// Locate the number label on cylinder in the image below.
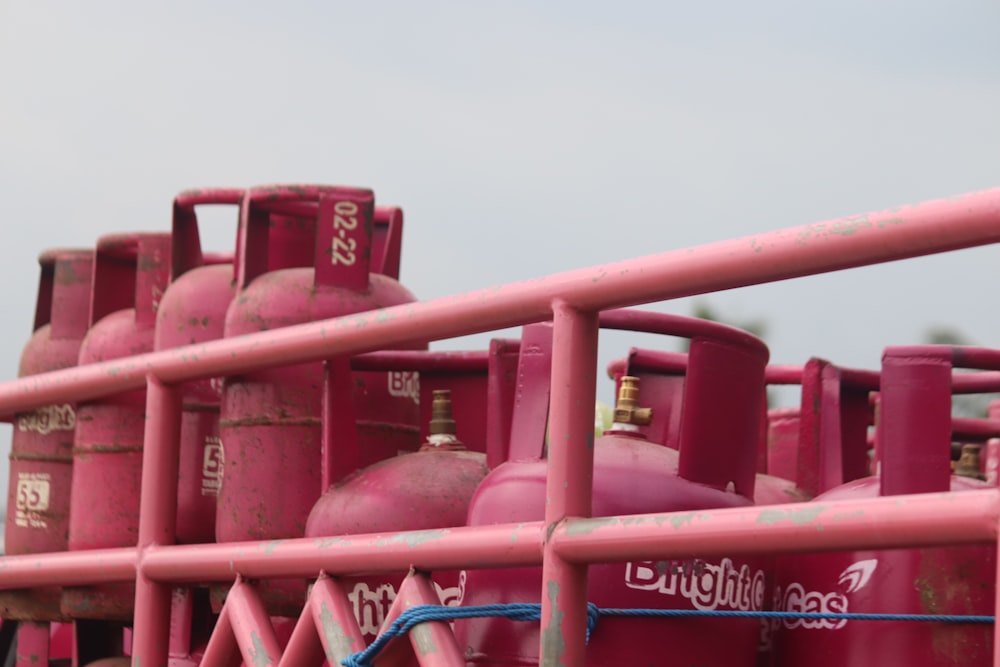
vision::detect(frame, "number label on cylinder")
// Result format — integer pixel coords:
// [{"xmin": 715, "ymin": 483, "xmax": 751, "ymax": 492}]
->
[
  {"xmin": 15, "ymin": 472, "xmax": 51, "ymax": 528},
  {"xmin": 332, "ymin": 200, "xmax": 359, "ymax": 266},
  {"xmin": 316, "ymin": 192, "xmax": 373, "ymax": 290},
  {"xmin": 201, "ymin": 436, "xmax": 224, "ymax": 496}
]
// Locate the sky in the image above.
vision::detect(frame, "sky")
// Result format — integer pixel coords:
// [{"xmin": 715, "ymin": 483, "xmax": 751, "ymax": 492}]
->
[{"xmin": 0, "ymin": 1, "xmax": 999, "ymax": 516}]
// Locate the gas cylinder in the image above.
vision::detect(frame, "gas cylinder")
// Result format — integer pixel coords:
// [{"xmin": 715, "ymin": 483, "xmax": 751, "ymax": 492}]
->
[
  {"xmin": 302, "ymin": 342, "xmax": 515, "ymax": 642},
  {"xmin": 62, "ymin": 232, "xmax": 171, "ymax": 620},
  {"xmin": 216, "ymin": 184, "xmax": 422, "ymax": 617},
  {"xmin": 457, "ymin": 310, "xmax": 770, "ymax": 667},
  {"xmin": 154, "ymin": 188, "xmax": 244, "ymax": 544},
  {"xmin": 0, "ymin": 249, "xmax": 93, "ymax": 622},
  {"xmin": 305, "ymin": 388, "xmax": 489, "ymax": 639},
  {"xmin": 606, "ymin": 349, "xmax": 815, "ymax": 507},
  {"xmin": 771, "ymin": 345, "xmax": 996, "ymax": 667}
]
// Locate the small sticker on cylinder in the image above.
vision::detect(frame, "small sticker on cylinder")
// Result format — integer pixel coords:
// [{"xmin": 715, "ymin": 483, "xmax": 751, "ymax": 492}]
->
[
  {"xmin": 201, "ymin": 436, "xmax": 224, "ymax": 496},
  {"xmin": 15, "ymin": 472, "xmax": 51, "ymax": 528}
]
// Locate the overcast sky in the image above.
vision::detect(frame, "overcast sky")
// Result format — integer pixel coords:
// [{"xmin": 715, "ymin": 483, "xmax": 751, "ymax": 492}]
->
[{"xmin": 0, "ymin": 2, "xmax": 999, "ymax": 505}]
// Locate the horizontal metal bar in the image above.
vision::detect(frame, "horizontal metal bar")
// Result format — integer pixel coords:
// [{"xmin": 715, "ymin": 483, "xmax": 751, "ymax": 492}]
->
[
  {"xmin": 1, "ymin": 492, "xmax": 997, "ymax": 590},
  {"xmin": 140, "ymin": 523, "xmax": 545, "ymax": 583},
  {"xmin": 0, "ymin": 547, "xmax": 137, "ymax": 588},
  {"xmin": 0, "ymin": 188, "xmax": 997, "ymax": 416},
  {"xmin": 551, "ymin": 489, "xmax": 1000, "ymax": 564}
]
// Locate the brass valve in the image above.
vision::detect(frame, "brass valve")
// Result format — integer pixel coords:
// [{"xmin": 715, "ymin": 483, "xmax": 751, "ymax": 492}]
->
[
  {"xmin": 429, "ymin": 389, "xmax": 457, "ymax": 436},
  {"xmin": 613, "ymin": 376, "xmax": 653, "ymax": 426},
  {"xmin": 953, "ymin": 444, "xmax": 986, "ymax": 481}
]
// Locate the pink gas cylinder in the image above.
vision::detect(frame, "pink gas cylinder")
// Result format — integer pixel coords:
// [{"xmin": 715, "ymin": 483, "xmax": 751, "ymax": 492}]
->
[
  {"xmin": 216, "ymin": 185, "xmax": 422, "ymax": 617},
  {"xmin": 604, "ymin": 349, "xmax": 812, "ymax": 507},
  {"xmin": 158, "ymin": 189, "xmax": 410, "ymax": 546},
  {"xmin": 154, "ymin": 188, "xmax": 244, "ymax": 544},
  {"xmin": 772, "ymin": 345, "xmax": 997, "ymax": 667},
  {"xmin": 756, "ymin": 360, "xmax": 877, "ymax": 506},
  {"xmin": 304, "ymin": 341, "xmax": 519, "ymax": 644},
  {"xmin": 457, "ymin": 309, "xmax": 770, "ymax": 667},
  {"xmin": 754, "ymin": 359, "xmax": 879, "ymax": 663},
  {"xmin": 759, "ymin": 365, "xmax": 806, "ymax": 486},
  {"xmin": 763, "ymin": 407, "xmax": 800, "ymax": 482},
  {"xmin": 0, "ymin": 249, "xmax": 93, "ymax": 623},
  {"xmin": 62, "ymin": 233, "xmax": 171, "ymax": 621}
]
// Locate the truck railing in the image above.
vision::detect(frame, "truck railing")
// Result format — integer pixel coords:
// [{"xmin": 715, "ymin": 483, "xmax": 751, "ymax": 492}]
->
[{"xmin": 0, "ymin": 186, "xmax": 998, "ymax": 666}]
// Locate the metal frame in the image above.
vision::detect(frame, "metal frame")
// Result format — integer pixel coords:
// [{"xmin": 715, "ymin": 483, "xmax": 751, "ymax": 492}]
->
[{"xmin": 0, "ymin": 187, "xmax": 999, "ymax": 666}]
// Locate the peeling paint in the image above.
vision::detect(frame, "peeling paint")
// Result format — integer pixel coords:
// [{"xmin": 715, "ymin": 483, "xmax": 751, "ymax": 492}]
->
[
  {"xmin": 259, "ymin": 540, "xmax": 284, "ymax": 555},
  {"xmin": 410, "ymin": 623, "xmax": 440, "ymax": 657},
  {"xmin": 540, "ymin": 581, "xmax": 565, "ymax": 664},
  {"xmin": 510, "ymin": 522, "xmax": 526, "ymax": 543},
  {"xmin": 315, "ymin": 536, "xmax": 353, "ymax": 549},
  {"xmin": 564, "ymin": 515, "xmax": 617, "ymax": 537},
  {"xmin": 756, "ymin": 504, "xmax": 827, "ymax": 526},
  {"xmin": 666, "ymin": 511, "xmax": 699, "ymax": 529},
  {"xmin": 248, "ymin": 631, "xmax": 273, "ymax": 667},
  {"xmin": 319, "ymin": 602, "xmax": 358, "ymax": 661},
  {"xmin": 877, "ymin": 216, "xmax": 906, "ymax": 228},
  {"xmin": 376, "ymin": 528, "xmax": 450, "ymax": 548}
]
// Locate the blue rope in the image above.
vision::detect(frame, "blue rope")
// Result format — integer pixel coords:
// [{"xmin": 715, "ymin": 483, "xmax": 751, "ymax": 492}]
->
[{"xmin": 340, "ymin": 603, "xmax": 995, "ymax": 667}]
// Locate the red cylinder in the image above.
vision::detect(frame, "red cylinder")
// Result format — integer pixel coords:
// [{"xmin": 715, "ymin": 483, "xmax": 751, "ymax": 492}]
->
[
  {"xmin": 772, "ymin": 346, "xmax": 996, "ymax": 667},
  {"xmin": 456, "ymin": 311, "xmax": 770, "ymax": 667},
  {"xmin": 216, "ymin": 185, "xmax": 422, "ymax": 616},
  {"xmin": 0, "ymin": 249, "xmax": 93, "ymax": 621},
  {"xmin": 62, "ymin": 233, "xmax": 171, "ymax": 620}
]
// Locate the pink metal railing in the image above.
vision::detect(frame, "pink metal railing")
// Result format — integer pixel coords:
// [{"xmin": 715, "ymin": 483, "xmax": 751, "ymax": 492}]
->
[{"xmin": 0, "ymin": 186, "xmax": 998, "ymax": 666}]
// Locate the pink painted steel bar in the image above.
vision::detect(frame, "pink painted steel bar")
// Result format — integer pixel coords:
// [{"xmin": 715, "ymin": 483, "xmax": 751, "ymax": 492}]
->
[
  {"xmin": 764, "ymin": 364, "xmax": 803, "ymax": 384},
  {"xmin": 551, "ymin": 489, "xmax": 1000, "ymax": 563},
  {"xmin": 277, "ymin": 608, "xmax": 324, "ymax": 667},
  {"xmin": 227, "ymin": 579, "xmax": 282, "ymax": 667},
  {"xmin": 350, "ymin": 350, "xmax": 488, "ymax": 372},
  {"xmin": 954, "ymin": 371, "xmax": 1000, "ymax": 393},
  {"xmin": 952, "ymin": 417, "xmax": 1000, "ymax": 440},
  {"xmin": 15, "ymin": 623, "xmax": 49, "ymax": 667},
  {"xmin": 0, "ymin": 548, "xmax": 136, "ymax": 589},
  {"xmin": 132, "ymin": 376, "xmax": 182, "ymax": 667},
  {"xmin": 200, "ymin": 605, "xmax": 241, "ymax": 667},
  {"xmin": 141, "ymin": 522, "xmax": 544, "ymax": 583},
  {"xmin": 396, "ymin": 574, "xmax": 465, "ymax": 667},
  {"xmin": 1, "ymin": 188, "xmax": 999, "ymax": 416},
  {"xmin": 308, "ymin": 575, "xmax": 365, "ymax": 666},
  {"xmin": 540, "ymin": 302, "xmax": 599, "ymax": 667}
]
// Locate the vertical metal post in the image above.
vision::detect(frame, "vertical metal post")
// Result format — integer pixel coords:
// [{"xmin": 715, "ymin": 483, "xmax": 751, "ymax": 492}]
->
[
  {"xmin": 539, "ymin": 301, "xmax": 598, "ymax": 667},
  {"xmin": 995, "ymin": 527, "xmax": 1000, "ymax": 667},
  {"xmin": 15, "ymin": 623, "xmax": 49, "ymax": 667},
  {"xmin": 132, "ymin": 376, "xmax": 182, "ymax": 667}
]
